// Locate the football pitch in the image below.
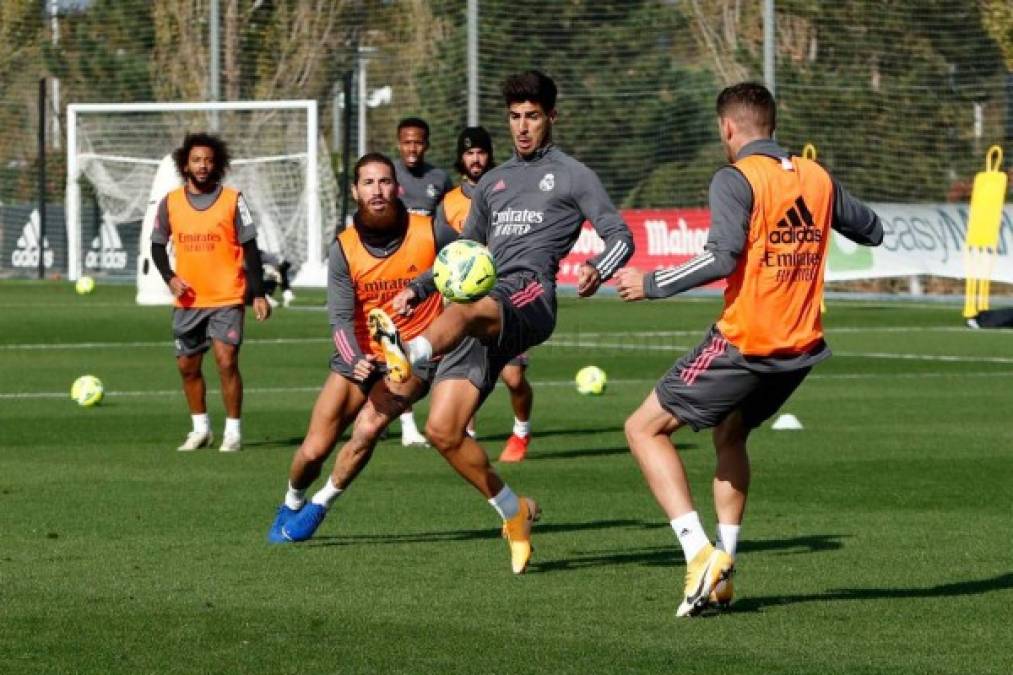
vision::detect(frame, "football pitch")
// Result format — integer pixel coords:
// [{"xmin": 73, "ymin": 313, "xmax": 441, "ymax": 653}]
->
[{"xmin": 1, "ymin": 281, "xmax": 1011, "ymax": 674}]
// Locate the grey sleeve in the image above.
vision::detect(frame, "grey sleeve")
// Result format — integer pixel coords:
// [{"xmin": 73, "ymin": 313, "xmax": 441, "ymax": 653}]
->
[
  {"xmin": 150, "ymin": 197, "xmax": 171, "ymax": 245},
  {"xmin": 831, "ymin": 178, "xmax": 883, "ymax": 246},
  {"xmin": 572, "ymin": 165, "xmax": 634, "ymax": 280},
  {"xmin": 433, "ymin": 202, "xmax": 451, "ymax": 232},
  {"xmin": 326, "ymin": 241, "xmax": 366, "ymax": 366},
  {"xmin": 409, "ymin": 219, "xmax": 460, "ymax": 301},
  {"xmin": 441, "ymin": 172, "xmax": 455, "ymax": 198},
  {"xmin": 644, "ymin": 167, "xmax": 746, "ymax": 299},
  {"xmin": 460, "ymin": 184, "xmax": 490, "ymax": 245},
  {"xmin": 234, "ymin": 192, "xmax": 258, "ymax": 244}
]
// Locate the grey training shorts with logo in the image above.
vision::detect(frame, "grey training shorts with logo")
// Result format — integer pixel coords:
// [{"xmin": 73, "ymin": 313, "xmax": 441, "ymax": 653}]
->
[
  {"xmin": 434, "ymin": 273, "xmax": 553, "ymax": 400},
  {"xmin": 654, "ymin": 326, "xmax": 811, "ymax": 431},
  {"xmin": 172, "ymin": 305, "xmax": 244, "ymax": 357}
]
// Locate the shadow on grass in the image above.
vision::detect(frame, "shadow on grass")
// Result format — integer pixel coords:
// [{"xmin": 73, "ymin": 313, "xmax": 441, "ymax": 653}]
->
[
  {"xmin": 476, "ymin": 425, "xmax": 625, "ymax": 442},
  {"xmin": 731, "ymin": 572, "xmax": 1013, "ymax": 613},
  {"xmin": 523, "ymin": 443, "xmax": 698, "ymax": 461},
  {"xmin": 307, "ymin": 518, "xmax": 650, "ymax": 548},
  {"xmin": 531, "ymin": 534, "xmax": 847, "ymax": 573}
]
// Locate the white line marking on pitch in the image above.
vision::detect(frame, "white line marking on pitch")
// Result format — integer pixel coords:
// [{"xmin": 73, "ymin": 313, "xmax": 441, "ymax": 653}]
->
[{"xmin": 3, "ymin": 371, "xmax": 1012, "ymax": 400}]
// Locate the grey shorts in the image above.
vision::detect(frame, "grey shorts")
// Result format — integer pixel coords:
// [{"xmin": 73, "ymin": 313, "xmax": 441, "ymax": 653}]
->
[
  {"xmin": 487, "ymin": 273, "xmax": 556, "ymax": 358},
  {"xmin": 432, "ymin": 336, "xmax": 511, "ymax": 403},
  {"xmin": 433, "ymin": 273, "xmax": 552, "ymax": 401},
  {"xmin": 172, "ymin": 305, "xmax": 244, "ymax": 357},
  {"xmin": 655, "ymin": 327, "xmax": 811, "ymax": 431},
  {"xmin": 329, "ymin": 350, "xmax": 438, "ymax": 396}
]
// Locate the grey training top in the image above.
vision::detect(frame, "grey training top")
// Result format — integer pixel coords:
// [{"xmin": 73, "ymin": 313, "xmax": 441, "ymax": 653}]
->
[
  {"xmin": 644, "ymin": 138, "xmax": 884, "ymax": 372},
  {"xmin": 462, "ymin": 144, "xmax": 633, "ymax": 285},
  {"xmin": 327, "ymin": 214, "xmax": 459, "ymax": 367},
  {"xmin": 150, "ymin": 184, "xmax": 257, "ymax": 246},
  {"xmin": 394, "ymin": 159, "xmax": 454, "ymax": 216}
]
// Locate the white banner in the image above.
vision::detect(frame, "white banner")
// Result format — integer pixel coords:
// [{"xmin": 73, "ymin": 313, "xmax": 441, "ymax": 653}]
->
[{"xmin": 827, "ymin": 202, "xmax": 1013, "ymax": 282}]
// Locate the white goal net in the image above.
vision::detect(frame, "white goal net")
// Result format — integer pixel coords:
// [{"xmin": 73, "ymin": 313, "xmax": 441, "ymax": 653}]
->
[{"xmin": 66, "ymin": 100, "xmax": 337, "ymax": 297}]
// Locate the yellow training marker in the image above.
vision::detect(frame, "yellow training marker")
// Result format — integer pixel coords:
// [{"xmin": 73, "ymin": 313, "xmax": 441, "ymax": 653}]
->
[{"xmin": 963, "ymin": 145, "xmax": 1007, "ymax": 318}]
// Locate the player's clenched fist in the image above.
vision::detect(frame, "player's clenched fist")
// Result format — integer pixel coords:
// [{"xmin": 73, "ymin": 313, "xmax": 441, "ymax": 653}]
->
[{"xmin": 614, "ymin": 267, "xmax": 646, "ymax": 302}]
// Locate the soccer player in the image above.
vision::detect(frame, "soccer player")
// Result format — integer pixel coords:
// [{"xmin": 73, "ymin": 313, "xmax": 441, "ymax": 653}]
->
[
  {"xmin": 267, "ymin": 152, "xmax": 455, "ymax": 542},
  {"xmin": 150, "ymin": 132, "xmax": 271, "ymax": 453},
  {"xmin": 392, "ymin": 117, "xmax": 454, "ymax": 447},
  {"xmin": 436, "ymin": 126, "xmax": 536, "ymax": 462},
  {"xmin": 614, "ymin": 82, "xmax": 884, "ymax": 617},
  {"xmin": 384, "ymin": 70, "xmax": 634, "ymax": 574},
  {"xmin": 243, "ymin": 250, "xmax": 294, "ymax": 309}
]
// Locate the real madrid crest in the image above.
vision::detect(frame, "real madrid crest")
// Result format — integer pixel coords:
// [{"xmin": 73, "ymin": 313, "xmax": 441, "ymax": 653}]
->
[
  {"xmin": 539, "ymin": 173, "xmax": 555, "ymax": 192},
  {"xmin": 426, "ymin": 183, "xmax": 439, "ymax": 198}
]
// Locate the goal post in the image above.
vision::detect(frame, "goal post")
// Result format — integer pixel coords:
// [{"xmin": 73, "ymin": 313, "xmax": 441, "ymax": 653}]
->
[{"xmin": 65, "ymin": 100, "xmax": 335, "ymax": 298}]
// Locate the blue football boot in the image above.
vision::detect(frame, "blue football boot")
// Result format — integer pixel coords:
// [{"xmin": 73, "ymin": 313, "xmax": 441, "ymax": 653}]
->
[
  {"xmin": 267, "ymin": 504, "xmax": 302, "ymax": 543},
  {"xmin": 281, "ymin": 503, "xmax": 328, "ymax": 542}
]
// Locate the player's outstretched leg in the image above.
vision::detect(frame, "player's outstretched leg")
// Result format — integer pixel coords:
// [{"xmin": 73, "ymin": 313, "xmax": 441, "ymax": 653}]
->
[
  {"xmin": 367, "ymin": 308, "xmax": 411, "ymax": 383},
  {"xmin": 268, "ymin": 372, "xmax": 366, "ymax": 543},
  {"xmin": 426, "ymin": 377, "xmax": 540, "ymax": 574}
]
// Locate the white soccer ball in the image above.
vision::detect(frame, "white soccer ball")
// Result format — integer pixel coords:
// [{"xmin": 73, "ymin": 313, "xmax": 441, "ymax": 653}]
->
[
  {"xmin": 70, "ymin": 375, "xmax": 104, "ymax": 407},
  {"xmin": 75, "ymin": 276, "xmax": 95, "ymax": 295},
  {"xmin": 433, "ymin": 239, "xmax": 497, "ymax": 303},
  {"xmin": 575, "ymin": 366, "xmax": 607, "ymax": 396}
]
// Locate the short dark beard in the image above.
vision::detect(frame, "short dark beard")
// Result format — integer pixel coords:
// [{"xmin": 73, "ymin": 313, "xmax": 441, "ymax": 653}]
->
[{"xmin": 186, "ymin": 171, "xmax": 219, "ymax": 193}]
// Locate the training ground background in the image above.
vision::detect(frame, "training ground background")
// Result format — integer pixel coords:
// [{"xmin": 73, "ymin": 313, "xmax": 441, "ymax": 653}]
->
[{"xmin": 1, "ymin": 282, "xmax": 1011, "ymax": 674}]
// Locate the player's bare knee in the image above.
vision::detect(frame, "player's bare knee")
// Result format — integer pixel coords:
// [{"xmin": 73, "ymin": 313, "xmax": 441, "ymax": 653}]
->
[{"xmin": 425, "ymin": 420, "xmax": 460, "ymax": 453}]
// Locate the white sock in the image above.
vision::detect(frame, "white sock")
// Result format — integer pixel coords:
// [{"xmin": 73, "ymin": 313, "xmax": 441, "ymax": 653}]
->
[
  {"xmin": 716, "ymin": 523, "xmax": 741, "ymax": 559},
  {"xmin": 310, "ymin": 477, "xmax": 344, "ymax": 509},
  {"xmin": 192, "ymin": 413, "xmax": 210, "ymax": 434},
  {"xmin": 400, "ymin": 411, "xmax": 420, "ymax": 436},
  {"xmin": 512, "ymin": 417, "xmax": 531, "ymax": 438},
  {"xmin": 670, "ymin": 511, "xmax": 710, "ymax": 563},
  {"xmin": 466, "ymin": 427, "xmax": 477, "ymax": 439},
  {"xmin": 224, "ymin": 417, "xmax": 241, "ymax": 436},
  {"xmin": 284, "ymin": 482, "xmax": 306, "ymax": 510},
  {"xmin": 406, "ymin": 336, "xmax": 433, "ymax": 367},
  {"xmin": 488, "ymin": 485, "xmax": 520, "ymax": 520}
]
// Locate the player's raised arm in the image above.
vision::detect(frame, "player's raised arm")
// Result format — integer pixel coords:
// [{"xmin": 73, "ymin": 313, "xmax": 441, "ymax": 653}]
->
[
  {"xmin": 572, "ymin": 164, "xmax": 634, "ymax": 283},
  {"xmin": 830, "ymin": 178, "xmax": 883, "ymax": 246},
  {"xmin": 640, "ymin": 167, "xmax": 748, "ymax": 300}
]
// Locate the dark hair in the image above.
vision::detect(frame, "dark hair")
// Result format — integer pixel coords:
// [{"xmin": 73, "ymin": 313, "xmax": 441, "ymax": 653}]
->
[
  {"xmin": 172, "ymin": 132, "xmax": 231, "ymax": 183},
  {"xmin": 502, "ymin": 70, "xmax": 557, "ymax": 111},
  {"xmin": 716, "ymin": 82, "xmax": 776, "ymax": 135},
  {"xmin": 454, "ymin": 126, "xmax": 495, "ymax": 175},
  {"xmin": 397, "ymin": 117, "xmax": 430, "ymax": 140},
  {"xmin": 353, "ymin": 152, "xmax": 397, "ymax": 184}
]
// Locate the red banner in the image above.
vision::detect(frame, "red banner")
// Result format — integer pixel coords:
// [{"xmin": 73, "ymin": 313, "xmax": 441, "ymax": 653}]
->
[{"xmin": 557, "ymin": 208, "xmax": 717, "ymax": 287}]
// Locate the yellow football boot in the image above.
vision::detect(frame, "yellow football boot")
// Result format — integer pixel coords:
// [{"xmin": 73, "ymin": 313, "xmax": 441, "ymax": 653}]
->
[
  {"xmin": 676, "ymin": 544, "xmax": 734, "ymax": 617},
  {"xmin": 367, "ymin": 308, "xmax": 411, "ymax": 384},
  {"xmin": 501, "ymin": 496, "xmax": 541, "ymax": 574}
]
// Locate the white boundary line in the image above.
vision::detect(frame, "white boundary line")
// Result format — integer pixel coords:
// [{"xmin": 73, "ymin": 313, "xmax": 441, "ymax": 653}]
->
[
  {"xmin": 3, "ymin": 371, "xmax": 1012, "ymax": 401},
  {"xmin": 0, "ymin": 326, "xmax": 992, "ymax": 352}
]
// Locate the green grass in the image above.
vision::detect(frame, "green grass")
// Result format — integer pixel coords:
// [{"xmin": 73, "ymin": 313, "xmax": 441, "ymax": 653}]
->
[{"xmin": 2, "ymin": 281, "xmax": 1012, "ymax": 674}]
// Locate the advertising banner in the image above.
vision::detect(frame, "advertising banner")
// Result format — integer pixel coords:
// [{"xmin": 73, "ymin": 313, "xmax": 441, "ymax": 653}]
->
[{"xmin": 558, "ymin": 204, "xmax": 1013, "ymax": 286}]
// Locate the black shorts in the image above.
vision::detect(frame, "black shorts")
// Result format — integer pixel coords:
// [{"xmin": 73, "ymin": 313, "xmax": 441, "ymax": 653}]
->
[
  {"xmin": 172, "ymin": 305, "xmax": 244, "ymax": 357},
  {"xmin": 655, "ymin": 327, "xmax": 811, "ymax": 431}
]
